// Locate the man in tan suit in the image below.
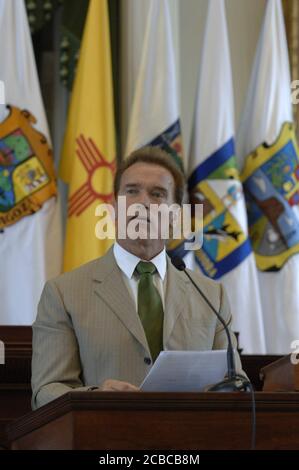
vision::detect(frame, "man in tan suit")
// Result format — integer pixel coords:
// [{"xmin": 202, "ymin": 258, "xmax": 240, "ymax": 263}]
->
[{"xmin": 32, "ymin": 147, "xmax": 243, "ymax": 409}]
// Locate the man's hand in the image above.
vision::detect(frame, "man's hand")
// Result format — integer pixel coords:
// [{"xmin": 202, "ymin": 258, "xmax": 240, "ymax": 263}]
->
[{"xmin": 100, "ymin": 379, "xmax": 139, "ymax": 391}]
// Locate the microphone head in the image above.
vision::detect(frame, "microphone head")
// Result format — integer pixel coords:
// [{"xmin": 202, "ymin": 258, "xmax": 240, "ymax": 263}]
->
[{"xmin": 171, "ymin": 256, "xmax": 186, "ymax": 271}]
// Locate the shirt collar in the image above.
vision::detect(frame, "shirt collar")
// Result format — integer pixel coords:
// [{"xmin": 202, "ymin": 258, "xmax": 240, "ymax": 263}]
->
[{"xmin": 113, "ymin": 242, "xmax": 167, "ymax": 280}]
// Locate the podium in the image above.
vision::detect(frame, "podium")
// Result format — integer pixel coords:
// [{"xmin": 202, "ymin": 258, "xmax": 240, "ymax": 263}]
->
[
  {"xmin": 6, "ymin": 390, "xmax": 299, "ymax": 450},
  {"xmin": 261, "ymin": 354, "xmax": 299, "ymax": 391},
  {"xmin": 2, "ymin": 327, "xmax": 298, "ymax": 449}
]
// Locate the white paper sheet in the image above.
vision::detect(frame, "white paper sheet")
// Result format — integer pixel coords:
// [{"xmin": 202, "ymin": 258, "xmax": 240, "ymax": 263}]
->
[{"xmin": 140, "ymin": 350, "xmax": 228, "ymax": 392}]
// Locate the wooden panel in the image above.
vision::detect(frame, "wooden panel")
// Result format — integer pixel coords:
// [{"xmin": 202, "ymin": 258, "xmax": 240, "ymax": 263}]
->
[
  {"xmin": 0, "ymin": 325, "xmax": 285, "ymax": 448},
  {"xmin": 7, "ymin": 391, "xmax": 299, "ymax": 450},
  {"xmin": 241, "ymin": 354, "xmax": 282, "ymax": 390},
  {"xmin": 0, "ymin": 326, "xmax": 32, "ymax": 383},
  {"xmin": 261, "ymin": 354, "xmax": 299, "ymax": 391},
  {"xmin": 11, "ymin": 413, "xmax": 73, "ymax": 450},
  {"xmin": 0, "ymin": 326, "xmax": 32, "ymax": 448}
]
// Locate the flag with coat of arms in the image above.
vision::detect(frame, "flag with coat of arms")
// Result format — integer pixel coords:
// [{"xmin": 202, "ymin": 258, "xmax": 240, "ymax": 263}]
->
[
  {"xmin": 0, "ymin": 0, "xmax": 62, "ymax": 324},
  {"xmin": 125, "ymin": 0, "xmax": 183, "ymax": 167},
  {"xmin": 237, "ymin": 0, "xmax": 299, "ymax": 353},
  {"xmin": 125, "ymin": 0, "xmax": 193, "ymax": 265},
  {"xmin": 187, "ymin": 0, "xmax": 266, "ymax": 353}
]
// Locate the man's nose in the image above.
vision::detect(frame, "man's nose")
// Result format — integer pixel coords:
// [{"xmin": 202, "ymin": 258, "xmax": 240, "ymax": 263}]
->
[{"xmin": 137, "ymin": 190, "xmax": 151, "ymax": 208}]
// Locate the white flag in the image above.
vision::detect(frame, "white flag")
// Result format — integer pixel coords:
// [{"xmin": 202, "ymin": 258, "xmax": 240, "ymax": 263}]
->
[
  {"xmin": 125, "ymin": 0, "xmax": 183, "ymax": 168},
  {"xmin": 0, "ymin": 0, "xmax": 62, "ymax": 324},
  {"xmin": 237, "ymin": 0, "xmax": 299, "ymax": 353},
  {"xmin": 188, "ymin": 0, "xmax": 266, "ymax": 353}
]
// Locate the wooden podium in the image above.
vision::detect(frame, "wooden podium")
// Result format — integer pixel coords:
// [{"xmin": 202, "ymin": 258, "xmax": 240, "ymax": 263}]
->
[
  {"xmin": 6, "ymin": 391, "xmax": 299, "ymax": 450},
  {"xmin": 261, "ymin": 354, "xmax": 299, "ymax": 391},
  {"xmin": 2, "ymin": 327, "xmax": 299, "ymax": 449}
]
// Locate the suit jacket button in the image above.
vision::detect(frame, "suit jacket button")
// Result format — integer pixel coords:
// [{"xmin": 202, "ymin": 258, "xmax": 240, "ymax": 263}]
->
[{"xmin": 144, "ymin": 357, "xmax": 151, "ymax": 365}]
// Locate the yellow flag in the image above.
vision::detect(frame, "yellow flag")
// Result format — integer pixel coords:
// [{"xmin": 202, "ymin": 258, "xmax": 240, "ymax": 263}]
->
[{"xmin": 60, "ymin": 0, "xmax": 116, "ymax": 272}]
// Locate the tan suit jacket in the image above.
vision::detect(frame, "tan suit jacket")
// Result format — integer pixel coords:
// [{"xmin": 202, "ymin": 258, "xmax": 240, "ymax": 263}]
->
[{"xmin": 31, "ymin": 246, "xmax": 243, "ymax": 409}]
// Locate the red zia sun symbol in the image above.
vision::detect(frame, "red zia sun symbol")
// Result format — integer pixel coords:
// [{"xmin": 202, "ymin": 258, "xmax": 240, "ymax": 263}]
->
[{"xmin": 68, "ymin": 134, "xmax": 116, "ymax": 217}]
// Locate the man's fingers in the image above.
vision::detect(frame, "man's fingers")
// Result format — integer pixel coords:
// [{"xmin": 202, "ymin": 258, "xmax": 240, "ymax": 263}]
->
[{"xmin": 100, "ymin": 379, "xmax": 139, "ymax": 391}]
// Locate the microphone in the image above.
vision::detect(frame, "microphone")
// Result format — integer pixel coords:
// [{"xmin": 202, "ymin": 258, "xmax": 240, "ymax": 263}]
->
[{"xmin": 171, "ymin": 256, "xmax": 250, "ymax": 392}]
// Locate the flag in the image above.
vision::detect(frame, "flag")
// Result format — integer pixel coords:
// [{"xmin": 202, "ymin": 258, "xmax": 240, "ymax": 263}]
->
[
  {"xmin": 125, "ymin": 0, "xmax": 183, "ymax": 169},
  {"xmin": 188, "ymin": 0, "xmax": 266, "ymax": 353},
  {"xmin": 125, "ymin": 0, "xmax": 189, "ymax": 263},
  {"xmin": 237, "ymin": 0, "xmax": 299, "ymax": 353},
  {"xmin": 60, "ymin": 0, "xmax": 116, "ymax": 272},
  {"xmin": 0, "ymin": 0, "xmax": 62, "ymax": 325},
  {"xmin": 120, "ymin": 0, "xmax": 152, "ymax": 139}
]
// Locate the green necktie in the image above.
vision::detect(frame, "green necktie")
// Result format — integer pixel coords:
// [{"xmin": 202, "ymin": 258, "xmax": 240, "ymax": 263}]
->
[{"xmin": 136, "ymin": 261, "xmax": 164, "ymax": 362}]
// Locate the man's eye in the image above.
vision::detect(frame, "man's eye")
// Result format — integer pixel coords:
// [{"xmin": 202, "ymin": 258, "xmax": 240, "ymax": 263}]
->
[
  {"xmin": 152, "ymin": 191, "xmax": 164, "ymax": 198},
  {"xmin": 127, "ymin": 188, "xmax": 138, "ymax": 194}
]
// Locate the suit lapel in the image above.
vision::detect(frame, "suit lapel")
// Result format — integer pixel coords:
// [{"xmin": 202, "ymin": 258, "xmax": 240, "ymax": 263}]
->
[
  {"xmin": 164, "ymin": 257, "xmax": 189, "ymax": 345},
  {"xmin": 92, "ymin": 247, "xmax": 189, "ymax": 353},
  {"xmin": 92, "ymin": 247, "xmax": 150, "ymax": 354}
]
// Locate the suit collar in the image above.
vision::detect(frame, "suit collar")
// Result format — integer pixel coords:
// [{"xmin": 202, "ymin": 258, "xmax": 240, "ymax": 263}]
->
[
  {"xmin": 92, "ymin": 246, "xmax": 150, "ymax": 354},
  {"xmin": 92, "ymin": 246, "xmax": 189, "ymax": 355},
  {"xmin": 113, "ymin": 242, "xmax": 167, "ymax": 280},
  {"xmin": 92, "ymin": 245, "xmax": 117, "ymax": 282},
  {"xmin": 163, "ymin": 256, "xmax": 189, "ymax": 345}
]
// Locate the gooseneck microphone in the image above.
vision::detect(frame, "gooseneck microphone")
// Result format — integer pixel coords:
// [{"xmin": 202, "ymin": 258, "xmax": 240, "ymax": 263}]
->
[{"xmin": 171, "ymin": 256, "xmax": 250, "ymax": 392}]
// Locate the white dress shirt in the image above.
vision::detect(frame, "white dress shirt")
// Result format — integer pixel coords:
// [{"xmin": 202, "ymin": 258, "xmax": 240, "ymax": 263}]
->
[{"xmin": 113, "ymin": 242, "xmax": 167, "ymax": 310}]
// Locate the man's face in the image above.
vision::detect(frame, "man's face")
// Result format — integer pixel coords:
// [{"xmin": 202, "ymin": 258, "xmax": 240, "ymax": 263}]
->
[{"xmin": 115, "ymin": 162, "xmax": 176, "ymax": 242}]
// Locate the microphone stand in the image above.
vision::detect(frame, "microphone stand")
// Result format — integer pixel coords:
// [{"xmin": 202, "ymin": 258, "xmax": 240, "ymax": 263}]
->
[{"xmin": 171, "ymin": 257, "xmax": 251, "ymax": 392}]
